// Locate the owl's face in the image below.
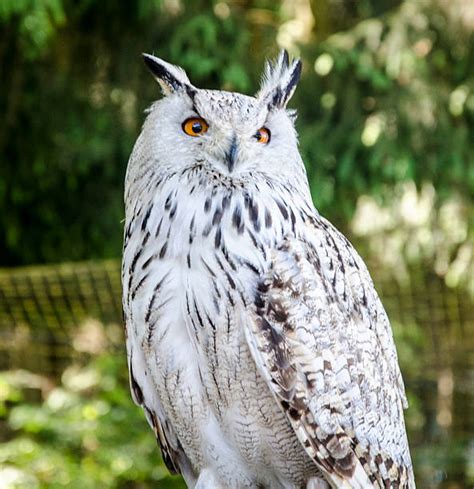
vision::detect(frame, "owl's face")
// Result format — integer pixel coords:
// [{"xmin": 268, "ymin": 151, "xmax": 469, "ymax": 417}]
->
[{"xmin": 137, "ymin": 52, "xmax": 303, "ymax": 183}]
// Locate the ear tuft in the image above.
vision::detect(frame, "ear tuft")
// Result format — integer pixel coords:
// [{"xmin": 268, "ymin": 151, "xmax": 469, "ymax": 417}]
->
[
  {"xmin": 142, "ymin": 53, "xmax": 193, "ymax": 95},
  {"xmin": 257, "ymin": 50, "xmax": 302, "ymax": 109}
]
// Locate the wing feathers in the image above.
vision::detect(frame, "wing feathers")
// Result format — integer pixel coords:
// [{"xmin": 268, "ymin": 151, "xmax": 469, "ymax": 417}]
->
[
  {"xmin": 245, "ymin": 223, "xmax": 415, "ymax": 488},
  {"xmin": 127, "ymin": 350, "xmax": 183, "ymax": 475}
]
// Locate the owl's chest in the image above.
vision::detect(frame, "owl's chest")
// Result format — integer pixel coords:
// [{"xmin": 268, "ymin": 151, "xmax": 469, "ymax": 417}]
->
[
  {"xmin": 123, "ymin": 183, "xmax": 314, "ymax": 482},
  {"xmin": 124, "ymin": 183, "xmax": 286, "ymax": 403},
  {"xmin": 140, "ymin": 229, "xmax": 258, "ymax": 402}
]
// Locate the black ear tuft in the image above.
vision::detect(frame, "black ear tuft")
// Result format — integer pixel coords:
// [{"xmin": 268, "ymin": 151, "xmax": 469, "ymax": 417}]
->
[
  {"xmin": 282, "ymin": 50, "xmax": 290, "ymax": 70},
  {"xmin": 257, "ymin": 50, "xmax": 302, "ymax": 109},
  {"xmin": 284, "ymin": 59, "xmax": 302, "ymax": 101},
  {"xmin": 142, "ymin": 53, "xmax": 192, "ymax": 95},
  {"xmin": 269, "ymin": 59, "xmax": 301, "ymax": 109}
]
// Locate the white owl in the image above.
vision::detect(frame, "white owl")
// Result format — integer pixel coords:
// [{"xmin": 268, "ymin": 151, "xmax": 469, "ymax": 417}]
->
[{"xmin": 122, "ymin": 50, "xmax": 416, "ymax": 489}]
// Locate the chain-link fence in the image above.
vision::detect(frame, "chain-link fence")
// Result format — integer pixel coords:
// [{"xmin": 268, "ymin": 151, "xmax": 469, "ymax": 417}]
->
[
  {"xmin": 0, "ymin": 258, "xmax": 472, "ymax": 374},
  {"xmin": 0, "ymin": 260, "xmax": 123, "ymax": 375}
]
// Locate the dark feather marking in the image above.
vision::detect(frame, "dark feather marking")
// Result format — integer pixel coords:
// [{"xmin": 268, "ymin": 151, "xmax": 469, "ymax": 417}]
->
[
  {"xmin": 155, "ymin": 217, "xmax": 163, "ymax": 237},
  {"xmin": 247, "ymin": 229, "xmax": 266, "ymax": 257},
  {"xmin": 213, "ymin": 282, "xmax": 221, "ymax": 299},
  {"xmin": 205, "ymin": 312, "xmax": 216, "ymax": 331},
  {"xmin": 244, "ymin": 192, "xmax": 252, "ymax": 211},
  {"xmin": 202, "ymin": 223, "xmax": 212, "ymax": 237},
  {"xmin": 226, "ymin": 271, "xmax": 236, "ymax": 290},
  {"xmin": 254, "ymin": 293, "xmax": 265, "ymax": 310},
  {"xmin": 164, "ymin": 192, "xmax": 173, "ymax": 211},
  {"xmin": 130, "ymin": 364, "xmax": 144, "ymax": 404},
  {"xmin": 142, "ymin": 404, "xmax": 180, "ymax": 474},
  {"xmin": 131, "ymin": 273, "xmax": 149, "ymax": 300},
  {"xmin": 204, "ymin": 197, "xmax": 212, "ymax": 213},
  {"xmin": 257, "ymin": 281, "xmax": 270, "ymax": 295},
  {"xmin": 232, "ymin": 204, "xmax": 244, "ymax": 234},
  {"xmin": 159, "ymin": 242, "xmax": 168, "ymax": 259},
  {"xmin": 249, "ymin": 200, "xmax": 260, "ymax": 232},
  {"xmin": 324, "ymin": 228, "xmax": 346, "ymax": 273},
  {"xmin": 145, "ymin": 273, "xmax": 169, "ymax": 322},
  {"xmin": 187, "ymin": 86, "xmax": 197, "ymax": 101},
  {"xmin": 212, "ymin": 207, "xmax": 223, "ymax": 226},
  {"xmin": 275, "ymin": 199, "xmax": 289, "ymax": 220},
  {"xmin": 265, "ymin": 208, "xmax": 272, "ymax": 228},
  {"xmin": 169, "ymin": 203, "xmax": 178, "ymax": 220},
  {"xmin": 268, "ymin": 299, "xmax": 289, "ymax": 323},
  {"xmin": 222, "ymin": 247, "xmax": 237, "ymax": 271},
  {"xmin": 186, "ymin": 294, "xmax": 199, "ymax": 336},
  {"xmin": 214, "ymin": 227, "xmax": 222, "ymax": 248},
  {"xmin": 226, "ymin": 309, "xmax": 232, "ymax": 335},
  {"xmin": 213, "ymin": 294, "xmax": 220, "ymax": 314},
  {"xmin": 142, "ymin": 231, "xmax": 150, "ymax": 247},
  {"xmin": 222, "ymin": 194, "xmax": 231, "ymax": 209},
  {"xmin": 289, "ymin": 208, "xmax": 296, "ymax": 233},
  {"xmin": 201, "ymin": 258, "xmax": 216, "ymax": 278},
  {"xmin": 243, "ymin": 259, "xmax": 260, "ymax": 275},
  {"xmin": 226, "ymin": 289, "xmax": 235, "ymax": 307},
  {"xmin": 145, "ymin": 319, "xmax": 158, "ymax": 346},
  {"xmin": 141, "ymin": 205, "xmax": 153, "ymax": 231},
  {"xmin": 124, "ymin": 220, "xmax": 133, "ymax": 240},
  {"xmin": 215, "ymin": 255, "xmax": 236, "ymax": 289},
  {"xmin": 193, "ymin": 300, "xmax": 204, "ymax": 328},
  {"xmin": 238, "ymin": 289, "xmax": 247, "ymax": 307},
  {"xmin": 185, "ymin": 291, "xmax": 191, "ymax": 315},
  {"xmin": 128, "ymin": 248, "xmax": 144, "ymax": 291},
  {"xmin": 212, "ymin": 371, "xmax": 223, "ymax": 401},
  {"xmin": 142, "ymin": 254, "xmax": 154, "ymax": 270}
]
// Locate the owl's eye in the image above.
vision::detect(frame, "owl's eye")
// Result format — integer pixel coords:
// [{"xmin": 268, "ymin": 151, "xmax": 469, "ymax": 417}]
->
[
  {"xmin": 182, "ymin": 117, "xmax": 209, "ymax": 137},
  {"xmin": 254, "ymin": 127, "xmax": 271, "ymax": 144}
]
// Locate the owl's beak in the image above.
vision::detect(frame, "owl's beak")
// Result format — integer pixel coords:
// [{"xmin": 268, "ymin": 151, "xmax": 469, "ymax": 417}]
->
[{"xmin": 225, "ymin": 135, "xmax": 238, "ymax": 173}]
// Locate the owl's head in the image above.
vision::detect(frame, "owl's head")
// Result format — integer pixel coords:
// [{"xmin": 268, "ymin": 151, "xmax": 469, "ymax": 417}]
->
[{"xmin": 134, "ymin": 51, "xmax": 303, "ymax": 184}]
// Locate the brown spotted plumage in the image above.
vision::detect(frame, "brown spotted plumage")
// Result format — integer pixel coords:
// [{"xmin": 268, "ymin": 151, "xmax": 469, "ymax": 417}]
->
[{"xmin": 122, "ymin": 50, "xmax": 416, "ymax": 488}]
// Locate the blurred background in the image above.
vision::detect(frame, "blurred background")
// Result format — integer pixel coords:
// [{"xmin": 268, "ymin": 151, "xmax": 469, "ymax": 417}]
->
[{"xmin": 0, "ymin": 0, "xmax": 472, "ymax": 487}]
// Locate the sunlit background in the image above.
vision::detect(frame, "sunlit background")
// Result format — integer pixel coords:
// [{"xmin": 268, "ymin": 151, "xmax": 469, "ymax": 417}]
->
[{"xmin": 0, "ymin": 0, "xmax": 473, "ymax": 488}]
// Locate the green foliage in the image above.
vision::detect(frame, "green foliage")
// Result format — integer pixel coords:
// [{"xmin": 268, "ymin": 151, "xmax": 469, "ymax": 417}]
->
[
  {"xmin": 0, "ymin": 355, "xmax": 186, "ymax": 488},
  {"xmin": 296, "ymin": 1, "xmax": 474, "ymax": 226},
  {"xmin": 0, "ymin": 0, "xmax": 65, "ymax": 57},
  {"xmin": 0, "ymin": 0, "xmax": 472, "ymax": 268}
]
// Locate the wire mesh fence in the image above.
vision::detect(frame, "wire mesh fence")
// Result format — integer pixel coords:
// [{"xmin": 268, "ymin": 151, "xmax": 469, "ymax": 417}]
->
[
  {"xmin": 0, "ymin": 260, "xmax": 123, "ymax": 375},
  {"xmin": 0, "ymin": 258, "xmax": 472, "ymax": 378}
]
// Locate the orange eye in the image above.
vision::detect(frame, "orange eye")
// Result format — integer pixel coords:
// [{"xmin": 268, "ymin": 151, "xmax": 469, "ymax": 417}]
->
[
  {"xmin": 254, "ymin": 127, "xmax": 271, "ymax": 144},
  {"xmin": 182, "ymin": 117, "xmax": 209, "ymax": 137}
]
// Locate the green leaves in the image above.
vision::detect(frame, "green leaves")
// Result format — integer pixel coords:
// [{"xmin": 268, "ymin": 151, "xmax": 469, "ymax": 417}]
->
[
  {"xmin": 0, "ymin": 0, "xmax": 65, "ymax": 58},
  {"xmin": 0, "ymin": 356, "xmax": 186, "ymax": 488},
  {"xmin": 0, "ymin": 0, "xmax": 472, "ymax": 266}
]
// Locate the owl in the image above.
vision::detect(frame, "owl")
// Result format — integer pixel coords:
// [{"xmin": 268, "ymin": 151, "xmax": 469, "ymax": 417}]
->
[{"xmin": 122, "ymin": 50, "xmax": 416, "ymax": 489}]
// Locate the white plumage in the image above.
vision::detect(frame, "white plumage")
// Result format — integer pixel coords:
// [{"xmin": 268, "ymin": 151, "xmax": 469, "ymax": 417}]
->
[{"xmin": 122, "ymin": 50, "xmax": 415, "ymax": 488}]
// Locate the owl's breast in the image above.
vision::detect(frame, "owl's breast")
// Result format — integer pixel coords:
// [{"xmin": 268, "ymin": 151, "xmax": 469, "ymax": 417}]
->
[{"xmin": 122, "ymin": 175, "xmax": 317, "ymax": 485}]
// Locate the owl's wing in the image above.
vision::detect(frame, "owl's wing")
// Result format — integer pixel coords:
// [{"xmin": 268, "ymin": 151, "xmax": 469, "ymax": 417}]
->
[
  {"xmin": 126, "ymin": 343, "xmax": 182, "ymax": 474},
  {"xmin": 244, "ymin": 217, "xmax": 415, "ymax": 488},
  {"xmin": 122, "ymin": 249, "xmax": 194, "ymax": 481}
]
